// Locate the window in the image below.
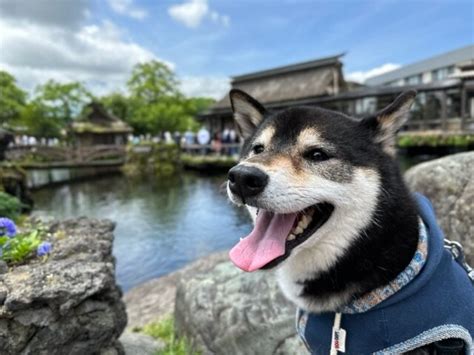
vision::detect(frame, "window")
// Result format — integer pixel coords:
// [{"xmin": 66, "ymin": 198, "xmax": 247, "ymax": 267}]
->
[
  {"xmin": 405, "ymin": 75, "xmax": 422, "ymax": 85},
  {"xmin": 432, "ymin": 67, "xmax": 453, "ymax": 82},
  {"xmin": 355, "ymin": 97, "xmax": 377, "ymax": 115}
]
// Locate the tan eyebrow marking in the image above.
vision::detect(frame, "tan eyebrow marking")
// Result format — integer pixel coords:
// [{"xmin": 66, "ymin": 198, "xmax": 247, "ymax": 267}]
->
[
  {"xmin": 296, "ymin": 127, "xmax": 336, "ymax": 154},
  {"xmin": 296, "ymin": 128, "xmax": 323, "ymax": 148},
  {"xmin": 254, "ymin": 126, "xmax": 276, "ymax": 147}
]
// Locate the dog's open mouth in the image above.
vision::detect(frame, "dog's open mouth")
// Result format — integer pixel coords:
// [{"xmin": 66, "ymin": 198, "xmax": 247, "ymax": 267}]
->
[{"xmin": 229, "ymin": 203, "xmax": 334, "ymax": 272}]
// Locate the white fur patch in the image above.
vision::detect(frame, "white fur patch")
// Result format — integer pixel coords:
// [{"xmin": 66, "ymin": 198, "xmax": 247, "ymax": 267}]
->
[{"xmin": 269, "ymin": 167, "xmax": 381, "ymax": 312}]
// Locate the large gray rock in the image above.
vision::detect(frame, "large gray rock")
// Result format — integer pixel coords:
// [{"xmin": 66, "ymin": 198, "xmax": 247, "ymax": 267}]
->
[
  {"xmin": 0, "ymin": 218, "xmax": 127, "ymax": 355},
  {"xmin": 124, "ymin": 252, "xmax": 228, "ymax": 330},
  {"xmin": 405, "ymin": 151, "xmax": 473, "ymax": 264},
  {"xmin": 174, "ymin": 260, "xmax": 307, "ymax": 355}
]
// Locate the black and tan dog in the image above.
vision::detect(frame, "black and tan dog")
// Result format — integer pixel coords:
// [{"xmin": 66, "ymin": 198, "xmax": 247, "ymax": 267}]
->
[{"xmin": 226, "ymin": 89, "xmax": 473, "ymax": 354}]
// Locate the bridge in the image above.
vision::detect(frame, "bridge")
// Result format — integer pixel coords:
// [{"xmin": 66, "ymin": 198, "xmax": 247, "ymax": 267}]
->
[{"xmin": 3, "ymin": 145, "xmax": 127, "ymax": 169}]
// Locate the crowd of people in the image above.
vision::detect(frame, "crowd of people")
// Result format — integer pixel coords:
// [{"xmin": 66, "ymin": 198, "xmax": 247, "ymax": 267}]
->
[
  {"xmin": 129, "ymin": 127, "xmax": 241, "ymax": 156},
  {"xmin": 3, "ymin": 127, "xmax": 241, "ymax": 157}
]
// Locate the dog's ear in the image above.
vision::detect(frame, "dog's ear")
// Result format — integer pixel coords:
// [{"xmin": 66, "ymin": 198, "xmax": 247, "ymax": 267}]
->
[
  {"xmin": 360, "ymin": 90, "xmax": 416, "ymax": 156},
  {"xmin": 229, "ymin": 89, "xmax": 266, "ymax": 140}
]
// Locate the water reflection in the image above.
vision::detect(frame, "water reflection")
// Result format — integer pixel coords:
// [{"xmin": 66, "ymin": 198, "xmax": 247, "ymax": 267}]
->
[{"xmin": 32, "ymin": 173, "xmax": 252, "ymax": 292}]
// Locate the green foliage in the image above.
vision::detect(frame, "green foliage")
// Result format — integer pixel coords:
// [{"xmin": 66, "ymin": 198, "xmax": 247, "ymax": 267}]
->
[
  {"xmin": 125, "ymin": 60, "xmax": 214, "ymax": 134},
  {"xmin": 100, "ymin": 92, "xmax": 131, "ymax": 122},
  {"xmin": 0, "ymin": 229, "xmax": 42, "ymax": 264},
  {"xmin": 35, "ymin": 80, "xmax": 93, "ymax": 124},
  {"xmin": 136, "ymin": 317, "xmax": 198, "ymax": 355},
  {"xmin": 0, "ymin": 192, "xmax": 23, "ymax": 220},
  {"xmin": 128, "ymin": 61, "xmax": 179, "ymax": 103},
  {"xmin": 181, "ymin": 154, "xmax": 237, "ymax": 171},
  {"xmin": 20, "ymin": 101, "xmax": 63, "ymax": 138},
  {"xmin": 0, "ymin": 70, "xmax": 27, "ymax": 125},
  {"xmin": 124, "ymin": 143, "xmax": 181, "ymax": 177},
  {"xmin": 398, "ymin": 134, "xmax": 474, "ymax": 147}
]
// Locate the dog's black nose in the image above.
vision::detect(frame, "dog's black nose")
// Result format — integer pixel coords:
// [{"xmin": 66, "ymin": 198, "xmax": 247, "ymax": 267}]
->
[{"xmin": 228, "ymin": 165, "xmax": 268, "ymax": 199}]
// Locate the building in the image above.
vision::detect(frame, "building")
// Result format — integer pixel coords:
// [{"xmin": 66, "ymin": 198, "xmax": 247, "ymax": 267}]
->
[
  {"xmin": 365, "ymin": 45, "xmax": 474, "ymax": 87},
  {"xmin": 200, "ymin": 54, "xmax": 346, "ymax": 134},
  {"xmin": 201, "ymin": 45, "xmax": 474, "ymax": 135},
  {"xmin": 70, "ymin": 102, "xmax": 132, "ymax": 146}
]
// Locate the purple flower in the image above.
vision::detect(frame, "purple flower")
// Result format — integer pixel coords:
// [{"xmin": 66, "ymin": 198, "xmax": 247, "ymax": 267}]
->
[
  {"xmin": 37, "ymin": 242, "xmax": 52, "ymax": 257},
  {"xmin": 0, "ymin": 217, "xmax": 17, "ymax": 237}
]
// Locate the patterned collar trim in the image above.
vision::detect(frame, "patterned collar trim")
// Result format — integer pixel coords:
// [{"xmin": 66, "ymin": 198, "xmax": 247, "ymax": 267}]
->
[{"xmin": 341, "ymin": 219, "xmax": 428, "ymax": 314}]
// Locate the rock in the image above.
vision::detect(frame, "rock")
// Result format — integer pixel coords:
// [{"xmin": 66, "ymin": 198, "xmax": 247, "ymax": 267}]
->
[
  {"xmin": 405, "ymin": 152, "xmax": 474, "ymax": 264},
  {"xmin": 174, "ymin": 260, "xmax": 307, "ymax": 355},
  {"xmin": 0, "ymin": 217, "xmax": 127, "ymax": 355},
  {"xmin": 124, "ymin": 252, "xmax": 228, "ymax": 330},
  {"xmin": 120, "ymin": 332, "xmax": 165, "ymax": 355},
  {"xmin": 0, "ymin": 261, "xmax": 8, "ymax": 274}
]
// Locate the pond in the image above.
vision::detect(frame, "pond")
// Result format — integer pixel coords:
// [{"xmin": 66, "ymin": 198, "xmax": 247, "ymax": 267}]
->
[
  {"xmin": 32, "ymin": 173, "xmax": 253, "ymax": 292},
  {"xmin": 30, "ymin": 153, "xmax": 442, "ymax": 292}
]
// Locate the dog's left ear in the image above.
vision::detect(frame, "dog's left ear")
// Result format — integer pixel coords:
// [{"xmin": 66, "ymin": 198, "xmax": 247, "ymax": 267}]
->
[{"xmin": 360, "ymin": 90, "xmax": 416, "ymax": 156}]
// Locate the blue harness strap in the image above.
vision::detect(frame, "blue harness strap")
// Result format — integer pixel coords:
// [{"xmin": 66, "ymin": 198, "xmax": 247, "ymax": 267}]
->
[{"xmin": 297, "ymin": 194, "xmax": 474, "ymax": 354}]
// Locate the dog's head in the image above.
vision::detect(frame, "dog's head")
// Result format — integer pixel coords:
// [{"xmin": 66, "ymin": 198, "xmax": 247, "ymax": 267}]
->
[{"xmin": 227, "ymin": 89, "xmax": 416, "ymax": 275}]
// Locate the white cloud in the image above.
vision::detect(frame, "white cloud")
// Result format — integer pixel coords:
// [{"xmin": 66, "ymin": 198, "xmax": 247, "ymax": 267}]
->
[
  {"xmin": 107, "ymin": 0, "xmax": 147, "ymax": 20},
  {"xmin": 0, "ymin": 12, "xmax": 165, "ymax": 97},
  {"xmin": 168, "ymin": 0, "xmax": 229, "ymax": 28},
  {"xmin": 346, "ymin": 63, "xmax": 401, "ymax": 83},
  {"xmin": 179, "ymin": 76, "xmax": 230, "ymax": 99}
]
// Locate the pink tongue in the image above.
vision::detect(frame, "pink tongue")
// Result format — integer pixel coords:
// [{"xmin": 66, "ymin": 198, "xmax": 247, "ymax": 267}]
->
[{"xmin": 229, "ymin": 210, "xmax": 297, "ymax": 272}]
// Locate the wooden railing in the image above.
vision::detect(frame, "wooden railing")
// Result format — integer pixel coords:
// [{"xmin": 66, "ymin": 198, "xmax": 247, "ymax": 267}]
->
[{"xmin": 5, "ymin": 145, "xmax": 127, "ymax": 167}]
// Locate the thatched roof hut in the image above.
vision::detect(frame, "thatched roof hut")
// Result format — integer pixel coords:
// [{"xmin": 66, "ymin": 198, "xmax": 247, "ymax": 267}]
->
[{"xmin": 70, "ymin": 102, "xmax": 132, "ymax": 146}]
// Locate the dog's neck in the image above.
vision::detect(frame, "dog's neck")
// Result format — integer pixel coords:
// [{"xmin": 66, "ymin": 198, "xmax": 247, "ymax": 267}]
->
[{"xmin": 278, "ymin": 168, "xmax": 420, "ymax": 313}]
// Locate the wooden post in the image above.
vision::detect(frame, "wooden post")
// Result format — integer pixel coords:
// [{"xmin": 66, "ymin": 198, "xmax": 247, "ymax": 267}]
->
[
  {"xmin": 440, "ymin": 91, "xmax": 448, "ymax": 132},
  {"xmin": 460, "ymin": 86, "xmax": 467, "ymax": 130}
]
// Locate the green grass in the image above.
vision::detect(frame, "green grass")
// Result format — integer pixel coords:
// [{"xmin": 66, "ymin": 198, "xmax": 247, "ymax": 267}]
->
[{"xmin": 134, "ymin": 317, "xmax": 198, "ymax": 355}]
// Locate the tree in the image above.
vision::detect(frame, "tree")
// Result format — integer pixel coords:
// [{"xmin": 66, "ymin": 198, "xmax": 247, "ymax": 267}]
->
[
  {"xmin": 100, "ymin": 92, "xmax": 131, "ymax": 122},
  {"xmin": 127, "ymin": 61, "xmax": 179, "ymax": 104},
  {"xmin": 35, "ymin": 80, "xmax": 92, "ymax": 124},
  {"xmin": 0, "ymin": 71, "xmax": 27, "ymax": 126},
  {"xmin": 125, "ymin": 60, "xmax": 213, "ymax": 134},
  {"xmin": 20, "ymin": 101, "xmax": 62, "ymax": 138}
]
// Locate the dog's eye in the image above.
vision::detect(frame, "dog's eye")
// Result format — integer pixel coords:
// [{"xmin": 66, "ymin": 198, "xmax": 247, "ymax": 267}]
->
[
  {"xmin": 252, "ymin": 144, "xmax": 264, "ymax": 155},
  {"xmin": 304, "ymin": 148, "xmax": 329, "ymax": 162}
]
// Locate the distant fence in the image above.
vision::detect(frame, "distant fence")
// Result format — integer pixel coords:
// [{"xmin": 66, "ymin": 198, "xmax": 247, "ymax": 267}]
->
[
  {"xmin": 5, "ymin": 145, "xmax": 126, "ymax": 167},
  {"xmin": 181, "ymin": 143, "xmax": 241, "ymax": 156}
]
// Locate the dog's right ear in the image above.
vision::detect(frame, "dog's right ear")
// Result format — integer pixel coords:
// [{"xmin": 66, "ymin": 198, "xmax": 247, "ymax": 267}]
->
[{"xmin": 229, "ymin": 89, "xmax": 266, "ymax": 140}]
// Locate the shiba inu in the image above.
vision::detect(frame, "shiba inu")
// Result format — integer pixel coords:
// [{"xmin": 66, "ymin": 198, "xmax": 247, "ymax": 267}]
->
[{"xmin": 226, "ymin": 89, "xmax": 473, "ymax": 354}]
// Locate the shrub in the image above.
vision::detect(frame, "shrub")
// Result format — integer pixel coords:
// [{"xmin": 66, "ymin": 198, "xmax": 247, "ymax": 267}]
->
[{"xmin": 0, "ymin": 192, "xmax": 23, "ymax": 220}]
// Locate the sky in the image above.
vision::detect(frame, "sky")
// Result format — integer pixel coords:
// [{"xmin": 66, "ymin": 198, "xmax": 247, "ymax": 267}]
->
[{"xmin": 0, "ymin": 0, "xmax": 472, "ymax": 99}]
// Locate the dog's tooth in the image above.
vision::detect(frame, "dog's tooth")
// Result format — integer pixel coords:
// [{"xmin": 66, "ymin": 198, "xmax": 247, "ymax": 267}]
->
[
  {"xmin": 287, "ymin": 234, "xmax": 296, "ymax": 241},
  {"xmin": 300, "ymin": 216, "xmax": 309, "ymax": 228},
  {"xmin": 294, "ymin": 226, "xmax": 303, "ymax": 235}
]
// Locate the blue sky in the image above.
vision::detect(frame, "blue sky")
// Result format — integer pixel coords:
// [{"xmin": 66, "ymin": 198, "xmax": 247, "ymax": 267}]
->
[{"xmin": 0, "ymin": 0, "xmax": 472, "ymax": 98}]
